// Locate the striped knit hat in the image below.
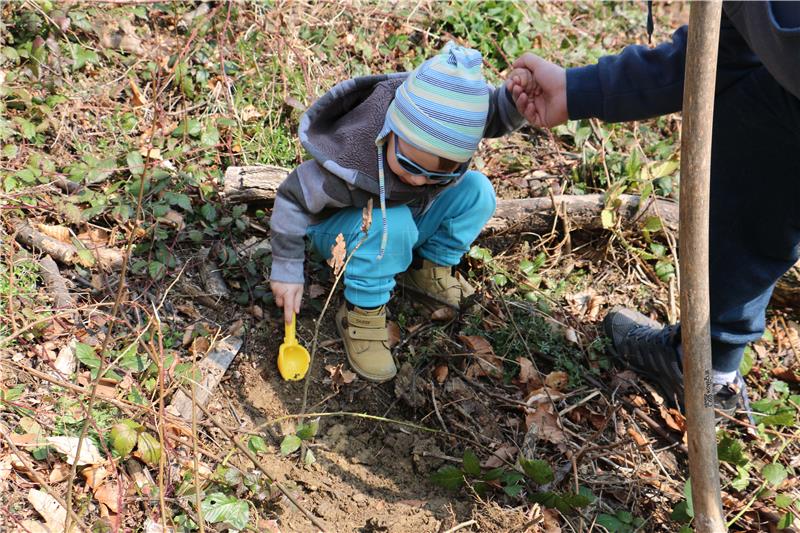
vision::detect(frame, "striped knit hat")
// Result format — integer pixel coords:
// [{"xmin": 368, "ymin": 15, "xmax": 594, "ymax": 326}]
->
[{"xmin": 385, "ymin": 42, "xmax": 489, "ymax": 163}]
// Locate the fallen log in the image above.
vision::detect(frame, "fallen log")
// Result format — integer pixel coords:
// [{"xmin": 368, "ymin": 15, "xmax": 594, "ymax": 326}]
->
[
  {"xmin": 221, "ymin": 166, "xmax": 800, "ymax": 308},
  {"xmin": 222, "ymin": 165, "xmax": 679, "ymax": 233},
  {"xmin": 487, "ymin": 194, "xmax": 678, "ymax": 234},
  {"xmin": 12, "ymin": 220, "xmax": 125, "ymax": 270}
]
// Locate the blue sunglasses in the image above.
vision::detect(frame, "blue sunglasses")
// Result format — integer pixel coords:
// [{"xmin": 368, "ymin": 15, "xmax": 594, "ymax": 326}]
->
[{"xmin": 394, "ymin": 138, "xmax": 469, "ymax": 183}]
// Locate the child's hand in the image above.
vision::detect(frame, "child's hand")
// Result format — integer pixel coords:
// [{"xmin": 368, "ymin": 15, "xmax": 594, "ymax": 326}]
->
[
  {"xmin": 271, "ymin": 281, "xmax": 303, "ymax": 324},
  {"xmin": 506, "ymin": 67, "xmax": 535, "ymax": 102},
  {"xmin": 505, "ymin": 53, "xmax": 568, "ymax": 128}
]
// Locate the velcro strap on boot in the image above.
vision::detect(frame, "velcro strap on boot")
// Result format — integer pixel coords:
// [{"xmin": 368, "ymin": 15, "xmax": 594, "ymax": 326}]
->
[{"xmin": 347, "ymin": 310, "xmax": 388, "ymax": 341}]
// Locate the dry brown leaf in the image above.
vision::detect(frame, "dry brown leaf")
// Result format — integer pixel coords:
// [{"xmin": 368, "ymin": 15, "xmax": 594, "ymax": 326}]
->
[
  {"xmin": 481, "ymin": 442, "xmax": 516, "ymax": 469},
  {"xmin": 139, "ymin": 146, "xmax": 162, "ymax": 160},
  {"xmin": 54, "ymin": 338, "xmax": 77, "ymax": 376},
  {"xmin": 94, "ymin": 481, "xmax": 121, "ymax": 513},
  {"xmin": 46, "ymin": 436, "xmax": 103, "ymax": 466},
  {"xmin": 190, "ymin": 336, "xmax": 210, "ymax": 358},
  {"xmin": 458, "ymin": 335, "xmax": 494, "ymax": 355},
  {"xmin": 433, "ymin": 364, "xmax": 449, "ymax": 384},
  {"xmin": 49, "ymin": 463, "xmax": 70, "ymax": 484},
  {"xmin": 659, "ymin": 405, "xmax": 686, "ymax": 433},
  {"xmin": 627, "ymin": 426, "xmax": 648, "ymax": 447},
  {"xmin": 525, "ymin": 403, "xmax": 566, "ymax": 445},
  {"xmin": 611, "ymin": 370, "xmax": 639, "ymax": 393},
  {"xmin": 37, "ymin": 224, "xmax": 71, "ymax": 244},
  {"xmin": 328, "ymin": 233, "xmax": 346, "ymax": 276},
  {"xmin": 161, "ymin": 209, "xmax": 184, "ymax": 230},
  {"xmin": 430, "ymin": 306, "xmax": 455, "ymax": 322},
  {"xmin": 81, "ymin": 464, "xmax": 109, "ymax": 490},
  {"xmin": 361, "ymin": 198, "xmax": 373, "ymax": 233},
  {"xmin": 524, "ymin": 386, "xmax": 565, "ymax": 406},
  {"xmin": 542, "ymin": 508, "xmax": 562, "ymax": 533},
  {"xmin": 326, "ymin": 364, "xmax": 356, "ymax": 387},
  {"xmin": 27, "ymin": 489, "xmax": 68, "ymax": 532},
  {"xmin": 16, "ymin": 521, "xmax": 52, "ymax": 533},
  {"xmin": 515, "ymin": 357, "xmax": 539, "ymax": 386},
  {"xmin": 544, "ymin": 371, "xmax": 569, "ymax": 391},
  {"xmin": 240, "ymin": 105, "xmax": 262, "ymax": 122},
  {"xmin": 129, "ymin": 78, "xmax": 147, "ymax": 106},
  {"xmin": 387, "ymin": 320, "xmax": 401, "ymax": 348},
  {"xmin": 0, "ymin": 455, "xmax": 12, "ymax": 483},
  {"xmin": 772, "ymin": 366, "xmax": 800, "ymax": 383},
  {"xmin": 308, "ymin": 284, "xmax": 327, "ymax": 299}
]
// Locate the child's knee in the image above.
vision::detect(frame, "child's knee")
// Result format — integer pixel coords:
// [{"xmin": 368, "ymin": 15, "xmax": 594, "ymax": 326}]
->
[{"xmin": 461, "ymin": 171, "xmax": 496, "ymax": 214}]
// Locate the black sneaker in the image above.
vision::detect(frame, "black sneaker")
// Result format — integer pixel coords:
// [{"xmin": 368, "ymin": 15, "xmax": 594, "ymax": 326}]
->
[{"xmin": 603, "ymin": 307, "xmax": 751, "ymax": 421}]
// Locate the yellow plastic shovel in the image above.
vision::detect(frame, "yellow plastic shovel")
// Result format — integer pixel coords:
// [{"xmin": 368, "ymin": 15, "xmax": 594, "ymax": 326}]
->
[{"xmin": 277, "ymin": 314, "xmax": 310, "ymax": 381}]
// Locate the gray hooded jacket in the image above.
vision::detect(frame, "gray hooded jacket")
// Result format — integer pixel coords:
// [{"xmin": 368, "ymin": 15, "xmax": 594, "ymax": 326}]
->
[{"xmin": 269, "ymin": 73, "xmax": 525, "ymax": 284}]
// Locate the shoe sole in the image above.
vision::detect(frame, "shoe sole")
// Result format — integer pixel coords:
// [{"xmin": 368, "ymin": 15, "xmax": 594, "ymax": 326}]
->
[{"xmin": 335, "ymin": 311, "xmax": 397, "ymax": 383}]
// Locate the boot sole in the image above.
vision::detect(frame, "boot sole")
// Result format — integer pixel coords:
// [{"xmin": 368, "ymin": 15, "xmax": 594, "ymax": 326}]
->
[{"xmin": 335, "ymin": 309, "xmax": 397, "ymax": 383}]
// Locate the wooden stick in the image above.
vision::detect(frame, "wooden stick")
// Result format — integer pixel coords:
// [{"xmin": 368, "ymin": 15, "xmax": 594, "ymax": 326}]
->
[{"xmin": 680, "ymin": 3, "xmax": 726, "ymax": 531}]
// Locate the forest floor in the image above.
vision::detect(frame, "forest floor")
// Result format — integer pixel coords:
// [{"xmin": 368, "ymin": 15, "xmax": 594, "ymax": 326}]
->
[{"xmin": 1, "ymin": 2, "xmax": 799, "ymax": 532}]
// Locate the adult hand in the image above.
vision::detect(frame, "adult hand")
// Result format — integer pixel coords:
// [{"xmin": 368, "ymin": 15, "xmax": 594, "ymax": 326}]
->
[
  {"xmin": 505, "ymin": 53, "xmax": 568, "ymax": 129},
  {"xmin": 271, "ymin": 281, "xmax": 303, "ymax": 324}
]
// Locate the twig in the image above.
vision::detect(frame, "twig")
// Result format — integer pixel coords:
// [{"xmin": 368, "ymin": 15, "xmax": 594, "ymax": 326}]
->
[
  {"xmin": 191, "ymin": 379, "xmax": 206, "ymax": 533},
  {"xmin": 177, "ymin": 386, "xmax": 328, "ymax": 532},
  {"xmin": 0, "ymin": 431, "xmax": 90, "ymax": 532},
  {"xmin": 430, "ymin": 381, "xmax": 449, "ymax": 433},
  {"xmin": 301, "ymin": 227, "xmax": 369, "ymax": 414},
  {"xmin": 443, "ymin": 519, "xmax": 477, "ymax": 533}
]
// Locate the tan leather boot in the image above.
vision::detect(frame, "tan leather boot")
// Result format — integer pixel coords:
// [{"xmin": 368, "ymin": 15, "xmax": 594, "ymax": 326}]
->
[
  {"xmin": 398, "ymin": 259, "xmax": 475, "ymax": 309},
  {"xmin": 336, "ymin": 303, "xmax": 397, "ymax": 382}
]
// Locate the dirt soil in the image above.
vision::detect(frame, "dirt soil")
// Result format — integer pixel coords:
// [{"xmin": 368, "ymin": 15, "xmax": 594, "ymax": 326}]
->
[{"xmin": 215, "ymin": 316, "xmax": 476, "ymax": 532}]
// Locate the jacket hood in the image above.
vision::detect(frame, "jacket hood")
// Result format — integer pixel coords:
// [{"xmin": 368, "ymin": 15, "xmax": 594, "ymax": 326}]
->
[{"xmin": 298, "ymin": 73, "xmax": 415, "ymax": 198}]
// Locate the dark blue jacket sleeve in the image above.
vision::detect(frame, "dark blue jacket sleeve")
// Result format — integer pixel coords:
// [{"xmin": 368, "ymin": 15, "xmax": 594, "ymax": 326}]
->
[{"xmin": 565, "ymin": 4, "xmax": 784, "ymax": 123}]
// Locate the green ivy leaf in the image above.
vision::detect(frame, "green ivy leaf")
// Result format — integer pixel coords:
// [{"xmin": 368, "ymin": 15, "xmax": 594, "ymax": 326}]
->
[
  {"xmin": 135, "ymin": 432, "xmax": 162, "ymax": 466},
  {"xmin": 280, "ymin": 435, "xmax": 301, "ymax": 455},
  {"xmin": 462, "ymin": 449, "xmax": 480, "ymax": 476},
  {"xmin": 762, "ymin": 463, "xmax": 787, "ymax": 487},
  {"xmin": 775, "ymin": 494, "xmax": 793, "ymax": 509},
  {"xmin": 110, "ymin": 419, "xmax": 141, "ymax": 457},
  {"xmin": 596, "ymin": 514, "xmax": 624, "ymax": 532},
  {"xmin": 118, "ymin": 345, "xmax": 148, "ymax": 372},
  {"xmin": 778, "ymin": 512, "xmax": 794, "ymax": 529},
  {"xmin": 70, "ymin": 44, "xmax": 99, "ymax": 71},
  {"xmin": 127, "ymin": 151, "xmax": 144, "ymax": 176},
  {"xmin": 731, "ymin": 465, "xmax": 750, "ymax": 492},
  {"xmin": 430, "ymin": 465, "xmax": 464, "ymax": 490},
  {"xmin": 75, "ymin": 343, "xmax": 100, "ymax": 370},
  {"xmin": 717, "ymin": 434, "xmax": 748, "ymax": 467},
  {"xmin": 247, "ymin": 435, "xmax": 268, "ymax": 454},
  {"xmin": 739, "ymin": 346, "xmax": 754, "ymax": 377},
  {"xmin": 201, "ymin": 492, "xmax": 250, "ymax": 531},
  {"xmin": 200, "ymin": 203, "xmax": 217, "ymax": 222},
  {"xmin": 520, "ymin": 458, "xmax": 554, "ymax": 485},
  {"xmin": 148, "ymin": 260, "xmax": 166, "ymax": 280},
  {"xmin": 296, "ymin": 419, "xmax": 319, "ymax": 441}
]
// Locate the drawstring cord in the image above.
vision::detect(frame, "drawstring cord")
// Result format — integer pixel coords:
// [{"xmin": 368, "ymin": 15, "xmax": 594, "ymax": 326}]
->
[
  {"xmin": 646, "ymin": 0, "xmax": 654, "ymax": 44},
  {"xmin": 375, "ymin": 144, "xmax": 388, "ymax": 260}
]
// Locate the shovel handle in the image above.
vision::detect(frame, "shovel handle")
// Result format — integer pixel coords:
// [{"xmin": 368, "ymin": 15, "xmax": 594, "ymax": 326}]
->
[{"xmin": 284, "ymin": 314, "xmax": 297, "ymax": 344}]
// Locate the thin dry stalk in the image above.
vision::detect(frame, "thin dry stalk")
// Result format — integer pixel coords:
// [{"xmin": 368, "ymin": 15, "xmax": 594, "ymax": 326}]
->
[{"xmin": 300, "ymin": 204, "xmax": 372, "ymax": 414}]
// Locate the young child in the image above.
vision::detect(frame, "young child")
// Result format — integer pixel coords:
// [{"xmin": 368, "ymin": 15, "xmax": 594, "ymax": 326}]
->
[{"xmin": 269, "ymin": 42, "xmax": 525, "ymax": 382}]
